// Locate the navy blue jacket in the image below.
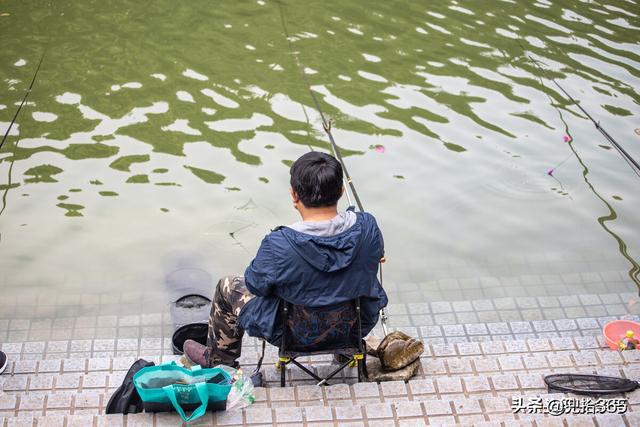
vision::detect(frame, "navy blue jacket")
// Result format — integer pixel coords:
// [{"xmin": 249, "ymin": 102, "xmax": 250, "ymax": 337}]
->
[{"xmin": 237, "ymin": 211, "xmax": 388, "ymax": 343}]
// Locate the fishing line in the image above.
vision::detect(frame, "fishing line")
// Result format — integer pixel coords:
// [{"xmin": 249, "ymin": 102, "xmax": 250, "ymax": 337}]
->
[
  {"xmin": 0, "ymin": 52, "xmax": 46, "ymax": 151},
  {"xmin": 277, "ymin": 3, "xmax": 389, "ymax": 335},
  {"xmin": 519, "ymin": 44, "xmax": 640, "ymax": 179},
  {"xmin": 277, "ymin": 4, "xmax": 362, "ymax": 210},
  {"xmin": 1, "ymin": 51, "xmax": 46, "ymax": 236},
  {"xmin": 520, "ymin": 43, "xmax": 640, "ymax": 287}
]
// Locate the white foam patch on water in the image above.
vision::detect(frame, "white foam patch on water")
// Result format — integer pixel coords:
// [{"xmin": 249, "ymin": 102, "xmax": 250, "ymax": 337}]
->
[
  {"xmin": 338, "ymin": 75, "xmax": 352, "ymax": 81},
  {"xmin": 151, "ymin": 73, "xmax": 167, "ymax": 81},
  {"xmin": 32, "ymin": 112, "xmax": 58, "ymax": 122},
  {"xmin": 269, "ymin": 63, "xmax": 284, "ymax": 71},
  {"xmin": 362, "ymin": 53, "xmax": 381, "ymax": 63},
  {"xmin": 298, "ymin": 32, "xmax": 318, "ymax": 39},
  {"xmin": 450, "ymin": 58, "xmax": 470, "ymax": 67},
  {"xmin": 427, "ymin": 61, "xmax": 445, "ymax": 68},
  {"xmin": 176, "ymin": 91, "xmax": 195, "ymax": 103},
  {"xmin": 14, "ymin": 59, "xmax": 26, "ymax": 67},
  {"xmin": 373, "ymin": 36, "xmax": 383, "ymax": 41},
  {"xmin": 304, "ymin": 67, "xmax": 318, "ymax": 75},
  {"xmin": 56, "ymin": 92, "xmax": 81, "ymax": 105},
  {"xmin": 327, "ymin": 30, "xmax": 336, "ymax": 35},
  {"xmin": 245, "ymin": 45, "xmax": 256, "ymax": 51},
  {"xmin": 331, "ymin": 16, "xmax": 341, "ymax": 21},
  {"xmin": 348, "ymin": 27, "xmax": 363, "ymax": 35},
  {"xmin": 525, "ymin": 36, "xmax": 546, "ymax": 48},
  {"xmin": 594, "ymin": 24, "xmax": 615, "ymax": 35},
  {"xmin": 268, "ymin": 93, "xmax": 318, "ymax": 123},
  {"xmin": 257, "ymin": 0, "xmax": 265, "ymax": 5},
  {"xmin": 496, "ymin": 28, "xmax": 519, "ymax": 39},
  {"xmin": 449, "ymin": 5, "xmax": 474, "ymax": 15},
  {"xmin": 183, "ymin": 69, "xmax": 209, "ymax": 81},
  {"xmin": 427, "ymin": 11, "xmax": 445, "ymax": 19},
  {"xmin": 224, "ymin": 24, "xmax": 232, "ymax": 28},
  {"xmin": 244, "ymin": 85, "xmax": 269, "ymax": 98},
  {"xmin": 201, "ymin": 88, "xmax": 239, "ymax": 108},
  {"xmin": 111, "ymin": 82, "xmax": 142, "ymax": 91},
  {"xmin": 205, "ymin": 113, "xmax": 273, "ymax": 132},
  {"xmin": 562, "ymin": 9, "xmax": 593, "ymax": 25},
  {"xmin": 426, "ymin": 22, "xmax": 452, "ymax": 35},
  {"xmin": 603, "ymin": 4, "xmax": 637, "ymax": 17},
  {"xmin": 7, "ymin": 79, "xmax": 20, "ymax": 87},
  {"xmin": 525, "ymin": 14, "xmax": 572, "ymax": 33},
  {"xmin": 0, "ymin": 122, "xmax": 19, "ymax": 136},
  {"xmin": 14, "ymin": 101, "xmax": 35, "ymax": 107},
  {"xmin": 608, "ymin": 17, "xmax": 640, "ymax": 30},
  {"xmin": 0, "ymin": 104, "xmax": 5, "ymax": 110},
  {"xmin": 162, "ymin": 119, "xmax": 202, "ymax": 136},
  {"xmin": 79, "ymin": 104, "xmax": 109, "ymax": 121},
  {"xmin": 416, "ymin": 27, "xmax": 428, "ymax": 34},
  {"xmin": 460, "ymin": 38, "xmax": 491, "ymax": 48},
  {"xmin": 357, "ymin": 70, "xmax": 388, "ymax": 83},
  {"xmin": 92, "ymin": 102, "xmax": 169, "ymax": 135},
  {"xmin": 202, "ymin": 107, "xmax": 217, "ymax": 116}
]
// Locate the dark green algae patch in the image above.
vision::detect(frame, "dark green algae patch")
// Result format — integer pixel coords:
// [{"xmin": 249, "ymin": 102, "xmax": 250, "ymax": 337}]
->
[
  {"xmin": 24, "ymin": 165, "xmax": 63, "ymax": 183},
  {"xmin": 126, "ymin": 174, "xmax": 150, "ymax": 184},
  {"xmin": 56, "ymin": 203, "xmax": 85, "ymax": 217},
  {"xmin": 184, "ymin": 165, "xmax": 225, "ymax": 184},
  {"xmin": 109, "ymin": 154, "xmax": 150, "ymax": 172}
]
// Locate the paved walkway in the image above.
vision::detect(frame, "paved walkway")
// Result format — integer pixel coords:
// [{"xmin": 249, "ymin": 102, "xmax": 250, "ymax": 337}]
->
[{"xmin": 1, "ymin": 289, "xmax": 640, "ymax": 425}]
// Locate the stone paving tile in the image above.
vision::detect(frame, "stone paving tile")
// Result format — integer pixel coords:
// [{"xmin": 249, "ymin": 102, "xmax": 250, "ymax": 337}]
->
[
  {"xmin": 395, "ymin": 401, "xmax": 423, "ymax": 418},
  {"xmin": 364, "ymin": 403, "xmax": 393, "ymax": 419},
  {"xmin": 436, "ymin": 377, "xmax": 463, "ymax": 394},
  {"xmin": 422, "ymin": 400, "xmax": 453, "ymax": 416},
  {"xmin": 305, "ymin": 405, "xmax": 333, "ymax": 422},
  {"xmin": 334, "ymin": 405, "xmax": 363, "ymax": 420},
  {"xmin": 352, "ymin": 382, "xmax": 380, "ymax": 399},
  {"xmin": 245, "ymin": 406, "xmax": 272, "ymax": 424}
]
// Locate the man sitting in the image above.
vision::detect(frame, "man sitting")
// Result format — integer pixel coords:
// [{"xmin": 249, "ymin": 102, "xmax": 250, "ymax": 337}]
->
[{"xmin": 184, "ymin": 151, "xmax": 387, "ymax": 368}]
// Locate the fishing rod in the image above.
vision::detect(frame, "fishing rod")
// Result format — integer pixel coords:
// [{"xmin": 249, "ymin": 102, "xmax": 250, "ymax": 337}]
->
[
  {"xmin": 278, "ymin": 4, "xmax": 389, "ymax": 336},
  {"xmin": 520, "ymin": 47, "xmax": 640, "ymax": 179},
  {"xmin": 0, "ymin": 52, "xmax": 46, "ymax": 151}
]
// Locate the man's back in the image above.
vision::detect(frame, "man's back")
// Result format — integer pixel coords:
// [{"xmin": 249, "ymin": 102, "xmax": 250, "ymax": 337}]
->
[{"xmin": 238, "ymin": 210, "xmax": 387, "ymax": 344}]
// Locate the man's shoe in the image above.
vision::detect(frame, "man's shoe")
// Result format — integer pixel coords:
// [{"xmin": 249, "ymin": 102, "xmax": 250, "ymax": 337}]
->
[
  {"xmin": 0, "ymin": 350, "xmax": 7, "ymax": 375},
  {"xmin": 181, "ymin": 340, "xmax": 240, "ymax": 369},
  {"xmin": 183, "ymin": 339, "xmax": 209, "ymax": 367}
]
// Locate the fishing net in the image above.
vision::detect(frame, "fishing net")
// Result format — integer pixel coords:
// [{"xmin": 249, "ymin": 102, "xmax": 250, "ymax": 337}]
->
[{"xmin": 544, "ymin": 374, "xmax": 639, "ymax": 396}]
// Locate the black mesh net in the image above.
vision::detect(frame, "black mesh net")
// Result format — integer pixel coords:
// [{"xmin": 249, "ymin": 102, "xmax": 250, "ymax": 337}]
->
[
  {"xmin": 281, "ymin": 300, "xmax": 360, "ymax": 356},
  {"xmin": 544, "ymin": 374, "xmax": 639, "ymax": 396}
]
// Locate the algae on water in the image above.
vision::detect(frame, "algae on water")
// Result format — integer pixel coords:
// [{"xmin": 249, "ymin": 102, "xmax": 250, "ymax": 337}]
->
[
  {"xmin": 24, "ymin": 165, "xmax": 63, "ymax": 183},
  {"xmin": 184, "ymin": 165, "xmax": 225, "ymax": 184},
  {"xmin": 109, "ymin": 154, "xmax": 151, "ymax": 172}
]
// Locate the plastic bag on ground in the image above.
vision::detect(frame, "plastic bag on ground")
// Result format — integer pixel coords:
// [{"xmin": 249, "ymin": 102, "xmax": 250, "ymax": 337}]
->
[{"xmin": 215, "ymin": 365, "xmax": 255, "ymax": 410}]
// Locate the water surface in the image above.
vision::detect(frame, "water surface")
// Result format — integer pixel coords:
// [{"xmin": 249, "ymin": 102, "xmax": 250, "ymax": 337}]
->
[{"xmin": 1, "ymin": 0, "xmax": 639, "ymax": 319}]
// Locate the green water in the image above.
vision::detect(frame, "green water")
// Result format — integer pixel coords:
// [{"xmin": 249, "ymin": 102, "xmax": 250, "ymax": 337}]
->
[{"xmin": 1, "ymin": 0, "xmax": 639, "ymax": 315}]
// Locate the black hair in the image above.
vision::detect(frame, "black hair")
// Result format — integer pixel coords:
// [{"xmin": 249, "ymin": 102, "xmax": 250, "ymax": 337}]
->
[{"xmin": 290, "ymin": 152, "xmax": 343, "ymax": 207}]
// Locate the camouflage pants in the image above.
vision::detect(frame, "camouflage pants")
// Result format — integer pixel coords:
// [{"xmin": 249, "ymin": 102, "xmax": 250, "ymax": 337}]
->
[{"xmin": 205, "ymin": 275, "xmax": 255, "ymax": 366}]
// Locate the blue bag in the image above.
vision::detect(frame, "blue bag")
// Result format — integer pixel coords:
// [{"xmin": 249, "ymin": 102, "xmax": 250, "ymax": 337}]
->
[{"xmin": 133, "ymin": 362, "xmax": 232, "ymax": 422}]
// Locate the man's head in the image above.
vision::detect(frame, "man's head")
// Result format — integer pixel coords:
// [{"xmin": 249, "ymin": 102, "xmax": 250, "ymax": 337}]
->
[{"xmin": 290, "ymin": 152, "xmax": 343, "ymax": 209}]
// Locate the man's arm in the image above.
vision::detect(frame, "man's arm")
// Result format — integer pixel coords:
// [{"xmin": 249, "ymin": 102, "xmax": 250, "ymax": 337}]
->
[{"xmin": 244, "ymin": 236, "xmax": 277, "ymax": 297}]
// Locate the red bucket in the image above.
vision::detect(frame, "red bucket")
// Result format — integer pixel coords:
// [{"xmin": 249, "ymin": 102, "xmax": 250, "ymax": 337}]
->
[{"xmin": 603, "ymin": 320, "xmax": 640, "ymax": 350}]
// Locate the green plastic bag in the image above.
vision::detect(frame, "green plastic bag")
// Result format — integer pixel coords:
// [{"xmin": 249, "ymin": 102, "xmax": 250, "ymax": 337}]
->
[{"xmin": 133, "ymin": 362, "xmax": 232, "ymax": 422}]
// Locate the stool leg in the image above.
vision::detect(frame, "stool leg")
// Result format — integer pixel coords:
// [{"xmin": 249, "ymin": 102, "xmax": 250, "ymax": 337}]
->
[{"xmin": 280, "ymin": 362, "xmax": 286, "ymax": 387}]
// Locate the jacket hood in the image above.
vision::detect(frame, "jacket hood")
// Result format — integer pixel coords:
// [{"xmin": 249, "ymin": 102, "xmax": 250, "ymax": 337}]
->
[{"xmin": 280, "ymin": 215, "xmax": 364, "ymax": 272}]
